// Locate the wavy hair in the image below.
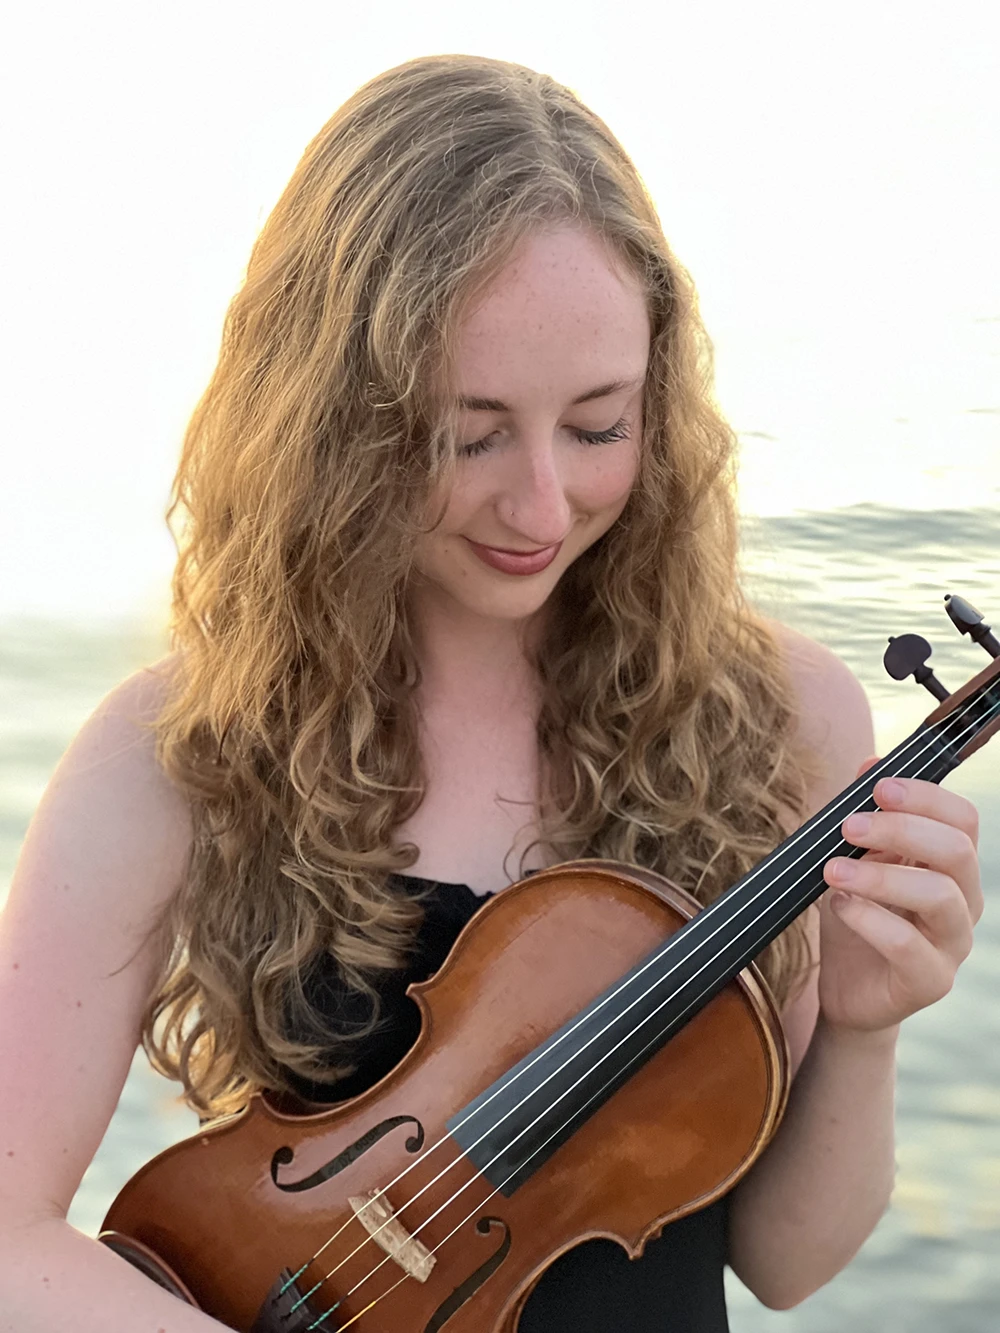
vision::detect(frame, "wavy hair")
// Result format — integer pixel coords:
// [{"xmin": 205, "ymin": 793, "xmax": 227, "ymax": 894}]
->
[{"xmin": 142, "ymin": 53, "xmax": 819, "ymax": 1117}]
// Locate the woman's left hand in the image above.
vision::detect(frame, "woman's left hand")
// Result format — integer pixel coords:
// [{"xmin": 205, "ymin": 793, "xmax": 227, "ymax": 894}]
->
[{"xmin": 818, "ymin": 756, "xmax": 984, "ymax": 1034}]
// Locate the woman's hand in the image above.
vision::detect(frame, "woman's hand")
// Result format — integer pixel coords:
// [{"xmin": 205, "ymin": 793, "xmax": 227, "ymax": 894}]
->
[{"xmin": 818, "ymin": 755, "xmax": 984, "ymax": 1034}]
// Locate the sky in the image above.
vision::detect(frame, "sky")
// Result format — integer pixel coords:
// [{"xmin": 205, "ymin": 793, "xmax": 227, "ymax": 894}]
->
[{"xmin": 2, "ymin": 0, "xmax": 998, "ymax": 620}]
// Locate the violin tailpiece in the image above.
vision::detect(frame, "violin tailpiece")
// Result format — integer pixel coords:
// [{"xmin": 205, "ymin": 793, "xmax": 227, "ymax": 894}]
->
[
  {"xmin": 249, "ymin": 1267, "xmax": 334, "ymax": 1332},
  {"xmin": 348, "ymin": 1189, "xmax": 436, "ymax": 1282}
]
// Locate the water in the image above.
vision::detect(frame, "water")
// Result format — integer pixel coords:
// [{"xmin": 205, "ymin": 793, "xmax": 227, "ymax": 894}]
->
[
  {"xmin": 728, "ymin": 507, "xmax": 1000, "ymax": 1331},
  {"xmin": 2, "ymin": 504, "xmax": 999, "ymax": 1330}
]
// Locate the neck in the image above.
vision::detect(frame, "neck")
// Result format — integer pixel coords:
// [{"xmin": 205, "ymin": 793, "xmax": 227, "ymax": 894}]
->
[{"xmin": 407, "ymin": 580, "xmax": 548, "ymax": 708}]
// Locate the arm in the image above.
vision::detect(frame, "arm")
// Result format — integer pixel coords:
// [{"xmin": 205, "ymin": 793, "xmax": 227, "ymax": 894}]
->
[
  {"xmin": 728, "ymin": 987, "xmax": 898, "ymax": 1308},
  {"xmin": 0, "ymin": 663, "xmax": 234, "ymax": 1332},
  {"xmin": 728, "ymin": 622, "xmax": 981, "ymax": 1308}
]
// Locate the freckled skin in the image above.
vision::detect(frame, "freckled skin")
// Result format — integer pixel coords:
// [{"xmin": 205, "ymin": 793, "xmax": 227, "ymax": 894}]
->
[{"xmin": 409, "ymin": 225, "xmax": 651, "ymax": 647}]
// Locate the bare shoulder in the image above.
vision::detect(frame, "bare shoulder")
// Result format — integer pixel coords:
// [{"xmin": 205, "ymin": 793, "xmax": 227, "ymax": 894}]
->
[
  {"xmin": 3, "ymin": 647, "xmax": 195, "ymax": 983},
  {"xmin": 97, "ymin": 647, "xmax": 183, "ymax": 724},
  {"xmin": 762, "ymin": 621, "xmax": 874, "ymax": 1074},
  {"xmin": 68, "ymin": 650, "xmax": 193, "ymax": 854},
  {"xmin": 765, "ymin": 618, "xmax": 876, "ymax": 806}
]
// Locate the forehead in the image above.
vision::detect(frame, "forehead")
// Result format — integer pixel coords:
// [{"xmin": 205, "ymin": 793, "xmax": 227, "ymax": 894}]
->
[{"xmin": 454, "ymin": 227, "xmax": 650, "ymax": 399}]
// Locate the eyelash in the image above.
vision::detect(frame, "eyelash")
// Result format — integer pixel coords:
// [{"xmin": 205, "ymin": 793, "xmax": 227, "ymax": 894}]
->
[{"xmin": 459, "ymin": 417, "xmax": 632, "ymax": 459}]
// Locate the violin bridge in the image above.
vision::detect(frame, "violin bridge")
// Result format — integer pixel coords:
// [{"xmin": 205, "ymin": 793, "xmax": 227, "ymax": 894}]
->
[{"xmin": 348, "ymin": 1190, "xmax": 436, "ymax": 1283}]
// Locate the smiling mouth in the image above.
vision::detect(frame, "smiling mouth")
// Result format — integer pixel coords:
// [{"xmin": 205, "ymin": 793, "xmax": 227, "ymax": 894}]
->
[
  {"xmin": 469, "ymin": 538, "xmax": 564, "ymax": 554},
  {"xmin": 480, "ymin": 543, "xmax": 556, "ymax": 555}
]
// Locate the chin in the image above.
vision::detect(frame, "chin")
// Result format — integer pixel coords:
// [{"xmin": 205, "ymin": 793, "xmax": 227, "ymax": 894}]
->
[{"xmin": 464, "ymin": 585, "xmax": 557, "ymax": 621}]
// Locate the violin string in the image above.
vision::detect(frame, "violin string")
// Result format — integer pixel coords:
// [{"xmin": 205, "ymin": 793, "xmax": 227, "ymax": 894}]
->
[
  {"xmin": 291, "ymin": 687, "xmax": 997, "ymax": 1323},
  {"xmin": 301, "ymin": 689, "xmax": 997, "ymax": 1330},
  {"xmin": 286, "ymin": 686, "xmax": 994, "ymax": 1310}
]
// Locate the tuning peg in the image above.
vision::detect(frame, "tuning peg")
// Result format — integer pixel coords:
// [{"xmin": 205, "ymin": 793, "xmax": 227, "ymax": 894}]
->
[
  {"xmin": 944, "ymin": 594, "xmax": 1000, "ymax": 659},
  {"xmin": 883, "ymin": 633, "xmax": 951, "ymax": 701}
]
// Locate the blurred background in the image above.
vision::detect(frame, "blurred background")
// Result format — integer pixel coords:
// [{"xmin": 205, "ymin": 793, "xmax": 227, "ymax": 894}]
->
[{"xmin": 1, "ymin": 2, "xmax": 998, "ymax": 1329}]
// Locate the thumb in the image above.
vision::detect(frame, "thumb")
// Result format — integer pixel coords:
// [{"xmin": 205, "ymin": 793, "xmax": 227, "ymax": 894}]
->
[{"xmin": 855, "ymin": 753, "xmax": 881, "ymax": 779}]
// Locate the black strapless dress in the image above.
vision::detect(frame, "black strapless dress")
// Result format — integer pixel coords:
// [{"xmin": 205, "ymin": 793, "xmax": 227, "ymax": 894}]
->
[{"xmin": 282, "ymin": 872, "xmax": 732, "ymax": 1332}]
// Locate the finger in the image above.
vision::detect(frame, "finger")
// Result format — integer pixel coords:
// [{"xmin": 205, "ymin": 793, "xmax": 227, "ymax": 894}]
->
[
  {"xmin": 828, "ymin": 892, "xmax": 956, "ymax": 1006},
  {"xmin": 872, "ymin": 775, "xmax": 980, "ymax": 849},
  {"xmin": 824, "ymin": 858, "xmax": 974, "ymax": 963},
  {"xmin": 841, "ymin": 809, "xmax": 983, "ymax": 924}
]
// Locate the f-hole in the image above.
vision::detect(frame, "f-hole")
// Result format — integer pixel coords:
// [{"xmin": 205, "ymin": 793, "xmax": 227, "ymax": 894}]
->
[
  {"xmin": 270, "ymin": 1115, "xmax": 425, "ymax": 1193},
  {"xmin": 424, "ymin": 1216, "xmax": 511, "ymax": 1332}
]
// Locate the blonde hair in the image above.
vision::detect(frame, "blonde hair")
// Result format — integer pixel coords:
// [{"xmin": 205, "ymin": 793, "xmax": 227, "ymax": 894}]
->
[{"xmin": 144, "ymin": 53, "xmax": 816, "ymax": 1118}]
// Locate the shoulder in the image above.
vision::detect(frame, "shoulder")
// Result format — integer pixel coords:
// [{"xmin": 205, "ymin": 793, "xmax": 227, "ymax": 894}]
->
[
  {"xmin": 764, "ymin": 618, "xmax": 875, "ymax": 806},
  {"xmin": 21, "ymin": 651, "xmax": 194, "ymax": 921},
  {"xmin": 97, "ymin": 648, "xmax": 183, "ymax": 721},
  {"xmin": 70, "ymin": 647, "xmax": 190, "ymax": 843},
  {"xmin": 759, "ymin": 621, "xmax": 875, "ymax": 1074},
  {"xmin": 4, "ymin": 648, "xmax": 194, "ymax": 1020}
]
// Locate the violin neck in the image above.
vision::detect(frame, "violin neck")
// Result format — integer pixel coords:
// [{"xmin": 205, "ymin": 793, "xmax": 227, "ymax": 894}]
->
[
  {"xmin": 448, "ymin": 664, "xmax": 1000, "ymax": 1196},
  {"xmin": 677, "ymin": 721, "xmax": 958, "ymax": 993},
  {"xmin": 704, "ymin": 656, "xmax": 1000, "ymax": 976}
]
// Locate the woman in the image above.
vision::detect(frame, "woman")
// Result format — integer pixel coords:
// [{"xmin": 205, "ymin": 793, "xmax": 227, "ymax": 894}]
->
[{"xmin": 0, "ymin": 53, "xmax": 983, "ymax": 1332}]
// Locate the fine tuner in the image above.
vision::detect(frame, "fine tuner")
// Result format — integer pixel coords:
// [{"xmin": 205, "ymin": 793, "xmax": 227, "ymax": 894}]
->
[{"xmin": 884, "ymin": 594, "xmax": 1000, "ymax": 702}]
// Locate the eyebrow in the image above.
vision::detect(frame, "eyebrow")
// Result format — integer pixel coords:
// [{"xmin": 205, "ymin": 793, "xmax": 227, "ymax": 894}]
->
[{"xmin": 456, "ymin": 375, "xmax": 645, "ymax": 413}]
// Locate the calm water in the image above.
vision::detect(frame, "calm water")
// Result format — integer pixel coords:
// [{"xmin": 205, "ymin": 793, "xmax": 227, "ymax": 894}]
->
[{"xmin": 2, "ymin": 504, "xmax": 999, "ymax": 1331}]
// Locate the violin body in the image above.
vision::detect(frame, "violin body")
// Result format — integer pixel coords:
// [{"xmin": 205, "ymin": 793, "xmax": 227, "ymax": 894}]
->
[
  {"xmin": 101, "ymin": 861, "xmax": 788, "ymax": 1332},
  {"xmin": 97, "ymin": 625, "xmax": 1000, "ymax": 1329}
]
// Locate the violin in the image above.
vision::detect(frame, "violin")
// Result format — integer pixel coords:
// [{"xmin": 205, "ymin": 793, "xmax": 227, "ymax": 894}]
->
[{"xmin": 98, "ymin": 597, "xmax": 1000, "ymax": 1332}]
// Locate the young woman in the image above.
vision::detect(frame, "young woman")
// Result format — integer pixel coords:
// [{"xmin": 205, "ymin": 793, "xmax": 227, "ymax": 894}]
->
[{"xmin": 0, "ymin": 53, "xmax": 983, "ymax": 1332}]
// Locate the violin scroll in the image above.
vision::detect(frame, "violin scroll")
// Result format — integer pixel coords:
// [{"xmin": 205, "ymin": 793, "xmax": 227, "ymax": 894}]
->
[{"xmin": 944, "ymin": 593, "xmax": 1000, "ymax": 659}]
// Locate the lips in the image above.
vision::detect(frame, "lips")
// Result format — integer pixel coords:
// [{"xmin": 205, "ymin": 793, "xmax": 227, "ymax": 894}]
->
[
  {"xmin": 464, "ymin": 537, "xmax": 562, "ymax": 576},
  {"xmin": 483, "ymin": 543, "xmax": 552, "ymax": 555}
]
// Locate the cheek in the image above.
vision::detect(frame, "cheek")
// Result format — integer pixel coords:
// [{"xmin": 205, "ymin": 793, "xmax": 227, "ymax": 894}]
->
[
  {"xmin": 410, "ymin": 480, "xmax": 475, "ymax": 574},
  {"xmin": 431, "ymin": 477, "xmax": 478, "ymax": 531},
  {"xmin": 583, "ymin": 441, "xmax": 641, "ymax": 511}
]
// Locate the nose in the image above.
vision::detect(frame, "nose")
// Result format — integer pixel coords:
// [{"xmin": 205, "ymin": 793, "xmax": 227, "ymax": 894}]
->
[{"xmin": 497, "ymin": 436, "xmax": 573, "ymax": 547}]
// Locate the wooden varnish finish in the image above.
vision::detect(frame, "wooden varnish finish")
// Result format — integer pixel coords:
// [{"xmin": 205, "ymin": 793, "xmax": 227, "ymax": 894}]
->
[
  {"xmin": 924, "ymin": 653, "xmax": 1000, "ymax": 761},
  {"xmin": 101, "ymin": 861, "xmax": 789, "ymax": 1331}
]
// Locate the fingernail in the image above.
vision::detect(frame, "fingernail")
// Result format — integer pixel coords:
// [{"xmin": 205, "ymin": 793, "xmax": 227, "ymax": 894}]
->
[
  {"xmin": 844, "ymin": 813, "xmax": 871, "ymax": 837},
  {"xmin": 828, "ymin": 858, "xmax": 857, "ymax": 883},
  {"xmin": 880, "ymin": 779, "xmax": 905, "ymax": 805},
  {"xmin": 830, "ymin": 890, "xmax": 853, "ymax": 912}
]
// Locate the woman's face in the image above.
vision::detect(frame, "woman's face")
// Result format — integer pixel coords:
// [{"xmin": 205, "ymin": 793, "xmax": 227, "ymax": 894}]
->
[{"xmin": 411, "ymin": 224, "xmax": 651, "ymax": 631}]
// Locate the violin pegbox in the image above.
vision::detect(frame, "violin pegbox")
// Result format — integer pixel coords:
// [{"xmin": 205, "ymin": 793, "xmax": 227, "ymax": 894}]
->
[{"xmin": 883, "ymin": 595, "xmax": 999, "ymax": 702}]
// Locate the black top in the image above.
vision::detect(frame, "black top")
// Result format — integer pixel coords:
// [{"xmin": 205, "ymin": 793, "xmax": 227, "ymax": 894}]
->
[{"xmin": 283, "ymin": 872, "xmax": 731, "ymax": 1332}]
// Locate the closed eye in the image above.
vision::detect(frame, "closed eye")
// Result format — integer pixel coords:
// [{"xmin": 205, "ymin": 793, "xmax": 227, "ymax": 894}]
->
[{"xmin": 459, "ymin": 417, "xmax": 632, "ymax": 460}]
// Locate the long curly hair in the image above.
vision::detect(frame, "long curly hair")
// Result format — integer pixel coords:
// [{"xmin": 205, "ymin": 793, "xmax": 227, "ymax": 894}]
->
[{"xmin": 142, "ymin": 53, "xmax": 820, "ymax": 1118}]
